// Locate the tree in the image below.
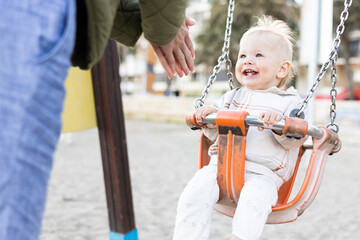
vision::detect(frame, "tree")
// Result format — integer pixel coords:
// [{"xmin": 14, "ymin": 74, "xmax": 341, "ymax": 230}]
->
[
  {"xmin": 333, "ymin": 0, "xmax": 360, "ymax": 100},
  {"xmin": 195, "ymin": 0, "xmax": 300, "ymax": 72}
]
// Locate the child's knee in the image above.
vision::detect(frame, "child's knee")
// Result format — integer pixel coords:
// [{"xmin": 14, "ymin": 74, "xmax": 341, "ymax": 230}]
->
[
  {"xmin": 241, "ymin": 175, "xmax": 278, "ymax": 206},
  {"xmin": 177, "ymin": 167, "xmax": 219, "ymax": 209},
  {"xmin": 186, "ymin": 166, "xmax": 217, "ymax": 191}
]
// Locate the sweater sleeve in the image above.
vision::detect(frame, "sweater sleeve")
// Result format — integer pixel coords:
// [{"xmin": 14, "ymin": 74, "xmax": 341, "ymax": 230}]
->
[
  {"xmin": 272, "ymin": 133, "xmax": 308, "ymax": 150},
  {"xmin": 272, "ymin": 97, "xmax": 308, "ymax": 150},
  {"xmin": 138, "ymin": 0, "xmax": 188, "ymax": 45}
]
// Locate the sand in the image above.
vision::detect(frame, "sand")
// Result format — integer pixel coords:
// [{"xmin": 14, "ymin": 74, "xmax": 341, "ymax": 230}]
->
[{"xmin": 40, "ymin": 119, "xmax": 360, "ymax": 240}]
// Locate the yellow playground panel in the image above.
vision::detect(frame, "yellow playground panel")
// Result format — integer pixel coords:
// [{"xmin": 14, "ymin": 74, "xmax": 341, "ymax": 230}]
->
[{"xmin": 61, "ymin": 67, "xmax": 97, "ymax": 133}]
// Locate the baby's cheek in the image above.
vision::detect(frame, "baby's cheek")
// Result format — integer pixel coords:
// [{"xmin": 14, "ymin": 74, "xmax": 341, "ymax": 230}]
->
[{"xmin": 235, "ymin": 63, "xmax": 242, "ymax": 81}]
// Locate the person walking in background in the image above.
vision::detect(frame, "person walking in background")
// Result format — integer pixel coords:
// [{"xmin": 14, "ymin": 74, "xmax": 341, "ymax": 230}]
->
[
  {"xmin": 0, "ymin": 0, "xmax": 195, "ymax": 239},
  {"xmin": 172, "ymin": 16, "xmax": 307, "ymax": 240}
]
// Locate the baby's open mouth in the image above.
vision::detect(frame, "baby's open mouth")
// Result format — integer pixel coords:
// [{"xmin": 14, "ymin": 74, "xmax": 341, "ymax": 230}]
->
[{"xmin": 243, "ymin": 69, "xmax": 258, "ymax": 76}]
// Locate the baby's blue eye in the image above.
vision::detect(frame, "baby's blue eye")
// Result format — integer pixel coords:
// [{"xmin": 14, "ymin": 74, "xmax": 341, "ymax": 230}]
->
[
  {"xmin": 256, "ymin": 53, "xmax": 263, "ymax": 57},
  {"xmin": 239, "ymin": 54, "xmax": 246, "ymax": 59}
]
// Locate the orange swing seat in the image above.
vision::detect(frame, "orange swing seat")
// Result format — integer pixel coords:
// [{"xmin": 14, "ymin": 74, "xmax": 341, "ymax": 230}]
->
[{"xmin": 186, "ymin": 110, "xmax": 341, "ymax": 224}]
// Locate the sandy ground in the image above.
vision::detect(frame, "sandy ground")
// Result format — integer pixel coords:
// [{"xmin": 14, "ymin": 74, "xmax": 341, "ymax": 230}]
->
[{"xmin": 40, "ymin": 119, "xmax": 360, "ymax": 240}]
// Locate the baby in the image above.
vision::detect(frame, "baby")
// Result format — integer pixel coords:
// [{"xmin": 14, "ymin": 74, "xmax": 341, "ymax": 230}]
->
[{"xmin": 173, "ymin": 16, "xmax": 307, "ymax": 240}]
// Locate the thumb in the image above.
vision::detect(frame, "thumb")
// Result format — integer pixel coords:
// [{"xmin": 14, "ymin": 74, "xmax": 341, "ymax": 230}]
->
[{"xmin": 185, "ymin": 16, "xmax": 196, "ymax": 27}]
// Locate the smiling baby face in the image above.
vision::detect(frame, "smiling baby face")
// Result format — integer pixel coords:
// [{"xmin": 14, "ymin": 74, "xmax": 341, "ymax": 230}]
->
[{"xmin": 235, "ymin": 31, "xmax": 291, "ymax": 90}]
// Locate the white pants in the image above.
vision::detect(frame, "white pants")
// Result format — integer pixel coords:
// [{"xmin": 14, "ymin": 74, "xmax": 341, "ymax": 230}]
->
[{"xmin": 173, "ymin": 157, "xmax": 278, "ymax": 240}]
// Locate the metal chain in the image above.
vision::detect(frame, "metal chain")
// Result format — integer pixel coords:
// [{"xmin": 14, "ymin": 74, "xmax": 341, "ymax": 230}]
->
[
  {"xmin": 224, "ymin": 0, "xmax": 235, "ymax": 91},
  {"xmin": 297, "ymin": 0, "xmax": 352, "ymax": 133},
  {"xmin": 194, "ymin": 0, "xmax": 235, "ymax": 108},
  {"xmin": 328, "ymin": 58, "xmax": 339, "ymax": 132}
]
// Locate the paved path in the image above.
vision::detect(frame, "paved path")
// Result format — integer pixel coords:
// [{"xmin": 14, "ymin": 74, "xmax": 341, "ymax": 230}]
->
[{"xmin": 41, "ymin": 120, "xmax": 360, "ymax": 240}]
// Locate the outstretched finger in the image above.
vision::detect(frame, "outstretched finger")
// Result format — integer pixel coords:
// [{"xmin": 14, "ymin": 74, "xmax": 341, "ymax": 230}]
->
[
  {"xmin": 185, "ymin": 35, "xmax": 195, "ymax": 60},
  {"xmin": 175, "ymin": 62, "xmax": 184, "ymax": 77},
  {"xmin": 174, "ymin": 48, "xmax": 189, "ymax": 75},
  {"xmin": 152, "ymin": 46, "xmax": 173, "ymax": 78},
  {"xmin": 185, "ymin": 16, "xmax": 196, "ymax": 28},
  {"xmin": 184, "ymin": 17, "xmax": 195, "ymax": 59},
  {"xmin": 163, "ymin": 48, "xmax": 177, "ymax": 76},
  {"xmin": 181, "ymin": 44, "xmax": 195, "ymax": 72}
]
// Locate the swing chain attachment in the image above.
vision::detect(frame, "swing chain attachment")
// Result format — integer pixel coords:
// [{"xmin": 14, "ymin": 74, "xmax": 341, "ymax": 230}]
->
[
  {"xmin": 296, "ymin": 0, "xmax": 352, "ymax": 133},
  {"xmin": 194, "ymin": 0, "xmax": 236, "ymax": 109}
]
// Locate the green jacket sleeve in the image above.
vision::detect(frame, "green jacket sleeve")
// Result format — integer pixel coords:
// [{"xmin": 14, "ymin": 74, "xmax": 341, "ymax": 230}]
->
[
  {"xmin": 111, "ymin": 0, "xmax": 188, "ymax": 47},
  {"xmin": 139, "ymin": 0, "xmax": 188, "ymax": 45},
  {"xmin": 110, "ymin": 0, "xmax": 143, "ymax": 47}
]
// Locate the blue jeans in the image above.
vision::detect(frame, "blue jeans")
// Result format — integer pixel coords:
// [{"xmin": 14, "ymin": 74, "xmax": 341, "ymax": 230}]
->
[{"xmin": 0, "ymin": 0, "xmax": 76, "ymax": 239}]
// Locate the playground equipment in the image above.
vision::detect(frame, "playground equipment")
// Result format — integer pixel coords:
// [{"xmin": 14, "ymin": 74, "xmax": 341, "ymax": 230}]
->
[
  {"xmin": 187, "ymin": 0, "xmax": 352, "ymax": 223},
  {"xmin": 61, "ymin": 41, "xmax": 138, "ymax": 240},
  {"xmin": 186, "ymin": 111, "xmax": 341, "ymax": 223}
]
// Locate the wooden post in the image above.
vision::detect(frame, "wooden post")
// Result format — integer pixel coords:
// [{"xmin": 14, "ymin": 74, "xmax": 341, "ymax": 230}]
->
[{"xmin": 91, "ymin": 40, "xmax": 138, "ymax": 240}]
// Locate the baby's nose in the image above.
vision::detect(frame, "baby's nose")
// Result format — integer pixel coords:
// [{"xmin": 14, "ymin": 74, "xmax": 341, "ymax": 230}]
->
[{"xmin": 244, "ymin": 58, "xmax": 253, "ymax": 64}]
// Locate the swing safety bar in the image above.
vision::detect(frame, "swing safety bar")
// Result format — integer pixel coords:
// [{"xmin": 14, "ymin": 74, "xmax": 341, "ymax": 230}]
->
[{"xmin": 190, "ymin": 111, "xmax": 324, "ymax": 139}]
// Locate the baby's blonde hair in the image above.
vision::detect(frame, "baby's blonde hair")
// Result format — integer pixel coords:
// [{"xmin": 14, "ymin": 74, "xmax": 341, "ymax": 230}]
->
[{"xmin": 242, "ymin": 16, "xmax": 296, "ymax": 87}]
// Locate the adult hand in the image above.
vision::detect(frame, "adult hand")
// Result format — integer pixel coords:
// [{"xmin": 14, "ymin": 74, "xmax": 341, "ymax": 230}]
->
[{"xmin": 151, "ymin": 16, "xmax": 196, "ymax": 79}]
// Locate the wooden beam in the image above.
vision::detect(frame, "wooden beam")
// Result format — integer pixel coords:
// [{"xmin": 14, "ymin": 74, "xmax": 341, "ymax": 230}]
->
[{"xmin": 91, "ymin": 40, "xmax": 137, "ymax": 237}]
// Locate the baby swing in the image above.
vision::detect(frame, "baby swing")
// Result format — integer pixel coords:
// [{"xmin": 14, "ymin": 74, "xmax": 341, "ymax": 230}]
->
[{"xmin": 186, "ymin": 0, "xmax": 352, "ymax": 224}]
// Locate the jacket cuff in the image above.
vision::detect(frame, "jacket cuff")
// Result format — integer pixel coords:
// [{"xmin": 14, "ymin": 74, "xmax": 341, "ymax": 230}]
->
[
  {"xmin": 110, "ymin": 9, "xmax": 142, "ymax": 47},
  {"xmin": 139, "ymin": 0, "xmax": 187, "ymax": 45}
]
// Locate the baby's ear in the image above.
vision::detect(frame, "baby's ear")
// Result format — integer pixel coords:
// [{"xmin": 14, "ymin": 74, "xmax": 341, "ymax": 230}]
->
[{"xmin": 277, "ymin": 61, "xmax": 290, "ymax": 79}]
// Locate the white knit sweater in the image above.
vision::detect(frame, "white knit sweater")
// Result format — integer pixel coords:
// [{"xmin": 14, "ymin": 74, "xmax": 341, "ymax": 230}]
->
[{"xmin": 203, "ymin": 86, "xmax": 308, "ymax": 188}]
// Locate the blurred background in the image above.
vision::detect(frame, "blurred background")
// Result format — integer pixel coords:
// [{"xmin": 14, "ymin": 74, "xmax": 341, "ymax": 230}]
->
[
  {"xmin": 117, "ymin": 0, "xmax": 360, "ymax": 128},
  {"xmin": 43, "ymin": 1, "xmax": 360, "ymax": 239}
]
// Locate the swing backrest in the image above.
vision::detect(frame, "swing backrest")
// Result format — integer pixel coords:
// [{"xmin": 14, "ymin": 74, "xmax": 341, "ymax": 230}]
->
[{"xmin": 190, "ymin": 111, "xmax": 341, "ymax": 224}]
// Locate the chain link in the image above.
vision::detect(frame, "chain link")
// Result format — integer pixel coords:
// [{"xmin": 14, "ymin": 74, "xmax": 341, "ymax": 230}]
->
[
  {"xmin": 297, "ymin": 0, "xmax": 352, "ymax": 133},
  {"xmin": 226, "ymin": 57, "xmax": 235, "ymax": 90},
  {"xmin": 194, "ymin": 0, "xmax": 235, "ymax": 108},
  {"xmin": 224, "ymin": 0, "xmax": 235, "ymax": 91},
  {"xmin": 327, "ymin": 58, "xmax": 339, "ymax": 132}
]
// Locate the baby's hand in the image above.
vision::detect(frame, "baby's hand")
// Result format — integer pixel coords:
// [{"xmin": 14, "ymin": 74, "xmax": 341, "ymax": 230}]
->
[
  {"xmin": 195, "ymin": 106, "xmax": 218, "ymax": 127},
  {"xmin": 258, "ymin": 111, "xmax": 283, "ymax": 134}
]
